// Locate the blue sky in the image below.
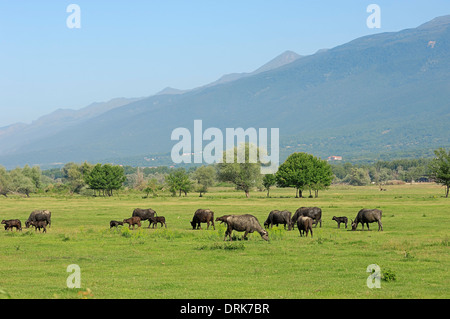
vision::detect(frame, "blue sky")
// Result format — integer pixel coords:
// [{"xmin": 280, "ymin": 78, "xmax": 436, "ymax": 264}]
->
[{"xmin": 0, "ymin": 0, "xmax": 449, "ymax": 127}]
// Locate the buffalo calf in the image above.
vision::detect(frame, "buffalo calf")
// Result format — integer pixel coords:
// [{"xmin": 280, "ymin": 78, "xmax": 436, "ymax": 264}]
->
[
  {"xmin": 110, "ymin": 220, "xmax": 124, "ymax": 228},
  {"xmin": 123, "ymin": 217, "xmax": 141, "ymax": 229},
  {"xmin": 148, "ymin": 216, "xmax": 167, "ymax": 228},
  {"xmin": 332, "ymin": 216, "xmax": 348, "ymax": 229},
  {"xmin": 1, "ymin": 219, "xmax": 22, "ymax": 231},
  {"xmin": 30, "ymin": 220, "xmax": 47, "ymax": 233}
]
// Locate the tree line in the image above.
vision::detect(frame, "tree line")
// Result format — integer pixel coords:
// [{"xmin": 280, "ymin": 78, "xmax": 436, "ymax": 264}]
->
[{"xmin": 0, "ymin": 146, "xmax": 449, "ymax": 198}]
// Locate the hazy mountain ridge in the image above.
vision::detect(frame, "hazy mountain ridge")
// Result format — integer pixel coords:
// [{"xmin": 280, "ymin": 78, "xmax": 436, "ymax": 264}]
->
[{"xmin": 0, "ymin": 16, "xmax": 449, "ymax": 168}]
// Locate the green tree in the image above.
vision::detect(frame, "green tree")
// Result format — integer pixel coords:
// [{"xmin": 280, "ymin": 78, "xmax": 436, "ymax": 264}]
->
[
  {"xmin": 309, "ymin": 157, "xmax": 333, "ymax": 197},
  {"xmin": 166, "ymin": 168, "xmax": 193, "ymax": 196},
  {"xmin": 143, "ymin": 178, "xmax": 163, "ymax": 198},
  {"xmin": 217, "ymin": 143, "xmax": 263, "ymax": 198},
  {"xmin": 192, "ymin": 165, "xmax": 216, "ymax": 197},
  {"xmin": 429, "ymin": 148, "xmax": 450, "ymax": 198},
  {"xmin": 62, "ymin": 162, "xmax": 86, "ymax": 194},
  {"xmin": 0, "ymin": 166, "xmax": 11, "ymax": 197},
  {"xmin": 262, "ymin": 174, "xmax": 277, "ymax": 197},
  {"xmin": 22, "ymin": 165, "xmax": 42, "ymax": 189},
  {"xmin": 345, "ymin": 168, "xmax": 371, "ymax": 186},
  {"xmin": 276, "ymin": 152, "xmax": 314, "ymax": 198},
  {"xmin": 84, "ymin": 164, "xmax": 125, "ymax": 196},
  {"xmin": 9, "ymin": 168, "xmax": 36, "ymax": 197}
]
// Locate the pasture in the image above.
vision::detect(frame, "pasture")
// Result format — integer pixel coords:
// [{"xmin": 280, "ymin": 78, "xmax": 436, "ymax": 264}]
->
[{"xmin": 0, "ymin": 183, "xmax": 448, "ymax": 299}]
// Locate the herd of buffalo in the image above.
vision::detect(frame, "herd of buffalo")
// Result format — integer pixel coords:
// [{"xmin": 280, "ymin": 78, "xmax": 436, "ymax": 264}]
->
[{"xmin": 1, "ymin": 206, "xmax": 383, "ymax": 241}]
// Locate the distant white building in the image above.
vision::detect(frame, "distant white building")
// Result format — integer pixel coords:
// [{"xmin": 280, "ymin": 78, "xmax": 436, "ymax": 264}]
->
[{"xmin": 327, "ymin": 156, "xmax": 342, "ymax": 161}]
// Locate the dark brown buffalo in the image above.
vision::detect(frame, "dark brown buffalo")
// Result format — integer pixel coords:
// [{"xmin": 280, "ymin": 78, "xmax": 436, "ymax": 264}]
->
[
  {"xmin": 132, "ymin": 208, "xmax": 157, "ymax": 226},
  {"xmin": 351, "ymin": 209, "xmax": 383, "ymax": 231},
  {"xmin": 110, "ymin": 220, "xmax": 124, "ymax": 228},
  {"xmin": 1, "ymin": 219, "xmax": 22, "ymax": 231},
  {"xmin": 297, "ymin": 216, "xmax": 313, "ymax": 238},
  {"xmin": 264, "ymin": 210, "xmax": 292, "ymax": 230},
  {"xmin": 25, "ymin": 210, "xmax": 51, "ymax": 228},
  {"xmin": 191, "ymin": 209, "xmax": 215, "ymax": 230},
  {"xmin": 332, "ymin": 216, "xmax": 348, "ymax": 229},
  {"xmin": 215, "ymin": 215, "xmax": 232, "ymax": 224},
  {"xmin": 291, "ymin": 207, "xmax": 322, "ymax": 229},
  {"xmin": 123, "ymin": 216, "xmax": 142, "ymax": 229},
  {"xmin": 30, "ymin": 220, "xmax": 47, "ymax": 233},
  {"xmin": 148, "ymin": 216, "xmax": 167, "ymax": 228}
]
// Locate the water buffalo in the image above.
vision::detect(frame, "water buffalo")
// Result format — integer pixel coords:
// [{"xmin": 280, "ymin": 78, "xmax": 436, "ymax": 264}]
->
[
  {"xmin": 132, "ymin": 208, "xmax": 157, "ymax": 226},
  {"xmin": 215, "ymin": 215, "xmax": 232, "ymax": 224},
  {"xmin": 332, "ymin": 216, "xmax": 348, "ymax": 229},
  {"xmin": 148, "ymin": 216, "xmax": 167, "ymax": 228},
  {"xmin": 297, "ymin": 216, "xmax": 313, "ymax": 238},
  {"xmin": 29, "ymin": 220, "xmax": 47, "ymax": 233},
  {"xmin": 291, "ymin": 207, "xmax": 322, "ymax": 229},
  {"xmin": 1, "ymin": 219, "xmax": 22, "ymax": 231},
  {"xmin": 219, "ymin": 214, "xmax": 269, "ymax": 241},
  {"xmin": 191, "ymin": 209, "xmax": 215, "ymax": 230},
  {"xmin": 25, "ymin": 210, "xmax": 51, "ymax": 228},
  {"xmin": 351, "ymin": 209, "xmax": 383, "ymax": 231},
  {"xmin": 264, "ymin": 210, "xmax": 292, "ymax": 230},
  {"xmin": 123, "ymin": 216, "xmax": 142, "ymax": 229},
  {"xmin": 110, "ymin": 220, "xmax": 123, "ymax": 228}
]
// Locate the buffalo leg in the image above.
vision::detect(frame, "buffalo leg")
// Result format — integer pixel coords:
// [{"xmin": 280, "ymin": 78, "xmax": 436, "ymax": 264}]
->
[{"xmin": 224, "ymin": 226, "xmax": 232, "ymax": 241}]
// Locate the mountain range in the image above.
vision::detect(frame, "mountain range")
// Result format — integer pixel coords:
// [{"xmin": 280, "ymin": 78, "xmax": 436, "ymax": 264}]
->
[{"xmin": 0, "ymin": 15, "xmax": 449, "ymax": 169}]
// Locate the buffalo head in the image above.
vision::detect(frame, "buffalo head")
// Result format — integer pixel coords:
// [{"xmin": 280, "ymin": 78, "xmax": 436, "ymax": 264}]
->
[{"xmin": 260, "ymin": 230, "xmax": 269, "ymax": 241}]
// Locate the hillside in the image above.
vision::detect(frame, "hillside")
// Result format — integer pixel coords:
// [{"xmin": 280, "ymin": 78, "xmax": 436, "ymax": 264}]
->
[{"xmin": 0, "ymin": 16, "xmax": 449, "ymax": 168}]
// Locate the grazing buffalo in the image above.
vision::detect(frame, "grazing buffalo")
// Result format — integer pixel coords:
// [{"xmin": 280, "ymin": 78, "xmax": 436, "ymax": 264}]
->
[
  {"xmin": 219, "ymin": 214, "xmax": 269, "ymax": 241},
  {"xmin": 30, "ymin": 220, "xmax": 47, "ymax": 233},
  {"xmin": 110, "ymin": 220, "xmax": 124, "ymax": 228},
  {"xmin": 291, "ymin": 207, "xmax": 322, "ymax": 229},
  {"xmin": 1, "ymin": 219, "xmax": 22, "ymax": 231},
  {"xmin": 191, "ymin": 209, "xmax": 215, "ymax": 230},
  {"xmin": 148, "ymin": 216, "xmax": 167, "ymax": 228},
  {"xmin": 264, "ymin": 210, "xmax": 292, "ymax": 230},
  {"xmin": 297, "ymin": 216, "xmax": 313, "ymax": 238},
  {"xmin": 351, "ymin": 209, "xmax": 383, "ymax": 231},
  {"xmin": 332, "ymin": 216, "xmax": 348, "ymax": 229},
  {"xmin": 123, "ymin": 217, "xmax": 142, "ymax": 229},
  {"xmin": 132, "ymin": 208, "xmax": 157, "ymax": 226},
  {"xmin": 25, "ymin": 210, "xmax": 51, "ymax": 228}
]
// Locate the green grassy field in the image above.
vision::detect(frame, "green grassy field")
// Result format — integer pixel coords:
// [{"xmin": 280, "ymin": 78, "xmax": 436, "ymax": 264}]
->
[{"xmin": 0, "ymin": 184, "xmax": 448, "ymax": 299}]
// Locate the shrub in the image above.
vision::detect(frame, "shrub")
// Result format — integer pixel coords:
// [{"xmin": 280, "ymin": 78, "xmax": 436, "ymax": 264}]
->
[{"xmin": 382, "ymin": 269, "xmax": 397, "ymax": 282}]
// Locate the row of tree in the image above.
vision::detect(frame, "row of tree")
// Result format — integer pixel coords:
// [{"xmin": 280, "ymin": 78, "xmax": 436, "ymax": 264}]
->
[{"xmin": 1, "ymin": 147, "xmax": 449, "ymax": 198}]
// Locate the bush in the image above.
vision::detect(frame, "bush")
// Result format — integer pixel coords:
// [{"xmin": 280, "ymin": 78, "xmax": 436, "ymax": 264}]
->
[{"xmin": 382, "ymin": 269, "xmax": 397, "ymax": 282}]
